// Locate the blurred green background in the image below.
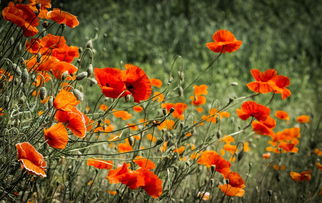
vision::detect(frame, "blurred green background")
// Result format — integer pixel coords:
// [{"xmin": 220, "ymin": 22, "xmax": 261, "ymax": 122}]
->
[{"xmin": 59, "ymin": 0, "xmax": 321, "ymax": 114}]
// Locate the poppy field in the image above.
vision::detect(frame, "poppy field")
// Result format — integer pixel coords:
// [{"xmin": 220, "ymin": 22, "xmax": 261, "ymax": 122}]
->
[{"xmin": 0, "ymin": 0, "xmax": 321, "ymax": 202}]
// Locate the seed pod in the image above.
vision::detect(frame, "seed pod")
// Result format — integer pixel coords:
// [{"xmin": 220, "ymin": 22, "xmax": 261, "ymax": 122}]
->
[
  {"xmin": 88, "ymin": 78, "xmax": 97, "ymax": 86},
  {"xmin": 39, "ymin": 87, "xmax": 47, "ymax": 100},
  {"xmin": 21, "ymin": 68, "xmax": 29, "ymax": 83},
  {"xmin": 178, "ymin": 86, "xmax": 184, "ymax": 97},
  {"xmin": 87, "ymin": 64, "xmax": 93, "ymax": 76},
  {"xmin": 230, "ymin": 82, "xmax": 238, "ymax": 86},
  {"xmin": 48, "ymin": 96, "xmax": 53, "ymax": 108},
  {"xmin": 86, "ymin": 40, "xmax": 93, "ymax": 49},
  {"xmin": 12, "ymin": 64, "xmax": 22, "ymax": 76},
  {"xmin": 73, "ymin": 89, "xmax": 84, "ymax": 101},
  {"xmin": 76, "ymin": 72, "xmax": 88, "ymax": 81}
]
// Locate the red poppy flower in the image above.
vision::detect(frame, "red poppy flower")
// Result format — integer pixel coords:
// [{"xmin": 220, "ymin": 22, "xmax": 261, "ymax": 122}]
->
[
  {"xmin": 150, "ymin": 78, "xmax": 163, "ymax": 88},
  {"xmin": 16, "ymin": 142, "xmax": 46, "ymax": 177},
  {"xmin": 275, "ymin": 110, "xmax": 290, "ymax": 120},
  {"xmin": 50, "ymin": 61, "xmax": 78, "ymax": 79},
  {"xmin": 206, "ymin": 30, "xmax": 242, "ymax": 53},
  {"xmin": 133, "ymin": 105, "xmax": 143, "ymax": 112},
  {"xmin": 194, "ymin": 84, "xmax": 208, "ymax": 96},
  {"xmin": 252, "ymin": 121, "xmax": 274, "ymax": 136},
  {"xmin": 107, "ymin": 163, "xmax": 145, "ymax": 189},
  {"xmin": 117, "ymin": 139, "xmax": 133, "ymax": 153},
  {"xmin": 296, "ymin": 115, "xmax": 310, "ymax": 123},
  {"xmin": 290, "ymin": 170, "xmax": 312, "ymax": 181},
  {"xmin": 218, "ymin": 184, "xmax": 245, "ymax": 197},
  {"xmin": 2, "ymin": 2, "xmax": 39, "ymax": 37},
  {"xmin": 161, "ymin": 103, "xmax": 188, "ymax": 120},
  {"xmin": 55, "ymin": 107, "xmax": 87, "ymax": 138},
  {"xmin": 137, "ymin": 168, "xmax": 163, "ymax": 198},
  {"xmin": 236, "ymin": 101, "xmax": 270, "ymax": 121},
  {"xmin": 87, "ymin": 158, "xmax": 113, "ymax": 170},
  {"xmin": 44, "ymin": 122, "xmax": 68, "ymax": 149},
  {"xmin": 190, "ymin": 95, "xmax": 206, "ymax": 106},
  {"xmin": 133, "ymin": 156, "xmax": 156, "ymax": 170},
  {"xmin": 46, "ymin": 8, "xmax": 79, "ymax": 28},
  {"xmin": 122, "ymin": 64, "xmax": 152, "ymax": 103},
  {"xmin": 224, "ymin": 172, "xmax": 245, "ymax": 188},
  {"xmin": 27, "ymin": 0, "xmax": 51, "ymax": 18},
  {"xmin": 54, "ymin": 89, "xmax": 80, "ymax": 111},
  {"xmin": 94, "ymin": 67, "xmax": 126, "ymax": 98},
  {"xmin": 197, "ymin": 150, "xmax": 231, "ymax": 175}
]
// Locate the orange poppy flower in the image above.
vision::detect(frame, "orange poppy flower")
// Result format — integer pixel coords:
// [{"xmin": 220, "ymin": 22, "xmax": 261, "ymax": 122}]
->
[
  {"xmin": 296, "ymin": 115, "xmax": 310, "ymax": 123},
  {"xmin": 272, "ymin": 127, "xmax": 300, "ymax": 142},
  {"xmin": 2, "ymin": 2, "xmax": 39, "ymax": 37},
  {"xmin": 247, "ymin": 69, "xmax": 291, "ymax": 99},
  {"xmin": 275, "ymin": 110, "xmax": 290, "ymax": 120},
  {"xmin": 27, "ymin": 0, "xmax": 51, "ymax": 18},
  {"xmin": 313, "ymin": 149, "xmax": 322, "ymax": 156},
  {"xmin": 53, "ymin": 89, "xmax": 80, "ymax": 111},
  {"xmin": 87, "ymin": 158, "xmax": 113, "ymax": 170},
  {"xmin": 190, "ymin": 95, "xmax": 206, "ymax": 106},
  {"xmin": 220, "ymin": 136, "xmax": 235, "ymax": 144},
  {"xmin": 146, "ymin": 134, "xmax": 157, "ymax": 142},
  {"xmin": 133, "ymin": 156, "xmax": 156, "ymax": 170},
  {"xmin": 107, "ymin": 163, "xmax": 145, "ymax": 189},
  {"xmin": 157, "ymin": 119, "xmax": 175, "ymax": 130},
  {"xmin": 150, "ymin": 78, "xmax": 163, "ymax": 88},
  {"xmin": 52, "ymin": 45, "xmax": 79, "ymax": 63},
  {"xmin": 223, "ymin": 144, "xmax": 237, "ymax": 154},
  {"xmin": 94, "ymin": 67, "xmax": 126, "ymax": 98},
  {"xmin": 133, "ymin": 105, "xmax": 143, "ymax": 112},
  {"xmin": 262, "ymin": 152, "xmax": 271, "ymax": 159},
  {"xmin": 193, "ymin": 84, "xmax": 208, "ymax": 96},
  {"xmin": 218, "ymin": 184, "xmax": 245, "ymax": 197},
  {"xmin": 117, "ymin": 139, "xmax": 133, "ymax": 152},
  {"xmin": 206, "ymin": 30, "xmax": 242, "ymax": 53},
  {"xmin": 315, "ymin": 163, "xmax": 322, "ymax": 170},
  {"xmin": 224, "ymin": 172, "xmax": 245, "ymax": 188},
  {"xmin": 252, "ymin": 120, "xmax": 274, "ymax": 136},
  {"xmin": 50, "ymin": 61, "xmax": 78, "ymax": 79},
  {"xmin": 273, "ymin": 164, "xmax": 286, "ymax": 171},
  {"xmin": 46, "ymin": 8, "xmax": 79, "ymax": 28},
  {"xmin": 113, "ymin": 110, "xmax": 132, "ymax": 120},
  {"xmin": 16, "ymin": 142, "xmax": 46, "ymax": 177},
  {"xmin": 55, "ymin": 107, "xmax": 87, "ymax": 138},
  {"xmin": 152, "ymin": 91, "xmax": 165, "ymax": 102},
  {"xmin": 122, "ymin": 64, "xmax": 152, "ymax": 103},
  {"xmin": 197, "ymin": 150, "xmax": 231, "ymax": 175},
  {"xmin": 25, "ymin": 56, "xmax": 59, "ymax": 72},
  {"xmin": 174, "ymin": 146, "xmax": 185, "ymax": 155},
  {"xmin": 161, "ymin": 103, "xmax": 187, "ymax": 120},
  {"xmin": 290, "ymin": 170, "xmax": 312, "ymax": 181},
  {"xmin": 44, "ymin": 123, "xmax": 68, "ymax": 149},
  {"xmin": 236, "ymin": 101, "xmax": 270, "ymax": 121},
  {"xmin": 278, "ymin": 142, "xmax": 298, "ymax": 153},
  {"xmin": 137, "ymin": 168, "xmax": 163, "ymax": 198}
]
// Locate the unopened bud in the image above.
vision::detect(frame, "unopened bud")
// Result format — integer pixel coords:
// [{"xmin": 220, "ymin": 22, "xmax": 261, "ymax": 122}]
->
[
  {"xmin": 21, "ymin": 68, "xmax": 29, "ymax": 83},
  {"xmin": 76, "ymin": 72, "xmax": 88, "ymax": 81},
  {"xmin": 155, "ymin": 139, "xmax": 163, "ymax": 146},
  {"xmin": 128, "ymin": 137, "xmax": 135, "ymax": 146},
  {"xmin": 162, "ymin": 109, "xmax": 167, "ymax": 116},
  {"xmin": 86, "ymin": 40, "xmax": 93, "ymax": 49},
  {"xmin": 61, "ymin": 71, "xmax": 69, "ymax": 80},
  {"xmin": 169, "ymin": 107, "xmax": 175, "ymax": 114},
  {"xmin": 39, "ymin": 87, "xmax": 47, "ymax": 100},
  {"xmin": 178, "ymin": 71, "xmax": 184, "ymax": 81},
  {"xmin": 48, "ymin": 96, "xmax": 53, "ymax": 108},
  {"xmin": 88, "ymin": 78, "xmax": 97, "ymax": 86},
  {"xmin": 230, "ymin": 82, "xmax": 238, "ymax": 86},
  {"xmin": 73, "ymin": 89, "xmax": 84, "ymax": 101},
  {"xmin": 125, "ymin": 94, "xmax": 133, "ymax": 102},
  {"xmin": 178, "ymin": 86, "xmax": 184, "ymax": 97},
  {"xmin": 87, "ymin": 64, "xmax": 93, "ymax": 76}
]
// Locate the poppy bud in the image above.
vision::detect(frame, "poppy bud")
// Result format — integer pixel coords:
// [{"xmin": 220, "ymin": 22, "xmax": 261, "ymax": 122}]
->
[
  {"xmin": 211, "ymin": 165, "xmax": 216, "ymax": 173},
  {"xmin": 237, "ymin": 150, "xmax": 244, "ymax": 161},
  {"xmin": 39, "ymin": 87, "xmax": 47, "ymax": 100},
  {"xmin": 178, "ymin": 71, "xmax": 184, "ymax": 82},
  {"xmin": 162, "ymin": 109, "xmax": 167, "ymax": 116},
  {"xmin": 21, "ymin": 68, "xmax": 29, "ymax": 83},
  {"xmin": 48, "ymin": 96, "xmax": 53, "ymax": 108},
  {"xmin": 169, "ymin": 107, "xmax": 175, "ymax": 114},
  {"xmin": 125, "ymin": 94, "xmax": 133, "ymax": 102},
  {"xmin": 230, "ymin": 82, "xmax": 238, "ymax": 86},
  {"xmin": 76, "ymin": 72, "xmax": 88, "ymax": 81},
  {"xmin": 128, "ymin": 137, "xmax": 135, "ymax": 146},
  {"xmin": 178, "ymin": 86, "xmax": 184, "ymax": 97},
  {"xmin": 86, "ymin": 40, "xmax": 93, "ymax": 49},
  {"xmin": 155, "ymin": 139, "xmax": 163, "ymax": 146},
  {"xmin": 73, "ymin": 89, "xmax": 84, "ymax": 101},
  {"xmin": 12, "ymin": 64, "xmax": 22, "ymax": 76},
  {"xmin": 87, "ymin": 64, "xmax": 93, "ymax": 77},
  {"xmin": 79, "ymin": 47, "xmax": 83, "ymax": 54},
  {"xmin": 228, "ymin": 97, "xmax": 234, "ymax": 104},
  {"xmin": 216, "ymin": 130, "xmax": 222, "ymax": 139},
  {"xmin": 88, "ymin": 78, "xmax": 97, "ymax": 86}
]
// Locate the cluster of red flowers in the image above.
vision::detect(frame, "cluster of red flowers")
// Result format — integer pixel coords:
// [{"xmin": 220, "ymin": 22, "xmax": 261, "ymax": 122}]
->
[
  {"xmin": 2, "ymin": 0, "xmax": 79, "ymax": 37},
  {"xmin": 197, "ymin": 151, "xmax": 246, "ymax": 197},
  {"xmin": 94, "ymin": 64, "xmax": 152, "ymax": 103}
]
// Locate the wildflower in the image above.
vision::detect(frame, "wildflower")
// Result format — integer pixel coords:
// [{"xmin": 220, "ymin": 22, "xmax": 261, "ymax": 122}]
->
[
  {"xmin": 87, "ymin": 158, "xmax": 113, "ymax": 170},
  {"xmin": 55, "ymin": 107, "xmax": 87, "ymax": 138},
  {"xmin": 99, "ymin": 104, "xmax": 109, "ymax": 111},
  {"xmin": 161, "ymin": 103, "xmax": 187, "ymax": 120},
  {"xmin": 275, "ymin": 110, "xmax": 290, "ymax": 120},
  {"xmin": 2, "ymin": 2, "xmax": 39, "ymax": 36},
  {"xmin": 218, "ymin": 184, "xmax": 245, "ymax": 197},
  {"xmin": 206, "ymin": 30, "xmax": 242, "ymax": 53},
  {"xmin": 137, "ymin": 168, "xmax": 163, "ymax": 198},
  {"xmin": 117, "ymin": 139, "xmax": 133, "ymax": 152},
  {"xmin": 174, "ymin": 146, "xmax": 185, "ymax": 155},
  {"xmin": 152, "ymin": 91, "xmax": 165, "ymax": 102},
  {"xmin": 236, "ymin": 101, "xmax": 270, "ymax": 121},
  {"xmin": 296, "ymin": 115, "xmax": 310, "ymax": 123},
  {"xmin": 197, "ymin": 151, "xmax": 231, "ymax": 175},
  {"xmin": 133, "ymin": 156, "xmax": 156, "ymax": 170},
  {"xmin": 53, "ymin": 89, "xmax": 80, "ymax": 111},
  {"xmin": 157, "ymin": 119, "xmax": 175, "ymax": 130},
  {"xmin": 150, "ymin": 78, "xmax": 163, "ymax": 88},
  {"xmin": 146, "ymin": 134, "xmax": 157, "ymax": 142},
  {"xmin": 273, "ymin": 164, "xmax": 286, "ymax": 171},
  {"xmin": 193, "ymin": 84, "xmax": 208, "ymax": 96},
  {"xmin": 313, "ymin": 149, "xmax": 322, "ymax": 156},
  {"xmin": 44, "ymin": 123, "xmax": 68, "ymax": 149},
  {"xmin": 290, "ymin": 170, "xmax": 312, "ymax": 181},
  {"xmin": 16, "ymin": 142, "xmax": 46, "ymax": 177},
  {"xmin": 113, "ymin": 110, "xmax": 132, "ymax": 120},
  {"xmin": 197, "ymin": 192, "xmax": 211, "ymax": 200},
  {"xmin": 247, "ymin": 69, "xmax": 291, "ymax": 99},
  {"xmin": 133, "ymin": 105, "xmax": 143, "ymax": 112},
  {"xmin": 51, "ymin": 61, "xmax": 78, "ymax": 79},
  {"xmin": 262, "ymin": 152, "xmax": 271, "ymax": 159},
  {"xmin": 46, "ymin": 8, "xmax": 79, "ymax": 28},
  {"xmin": 190, "ymin": 95, "xmax": 206, "ymax": 106},
  {"xmin": 252, "ymin": 117, "xmax": 276, "ymax": 136}
]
